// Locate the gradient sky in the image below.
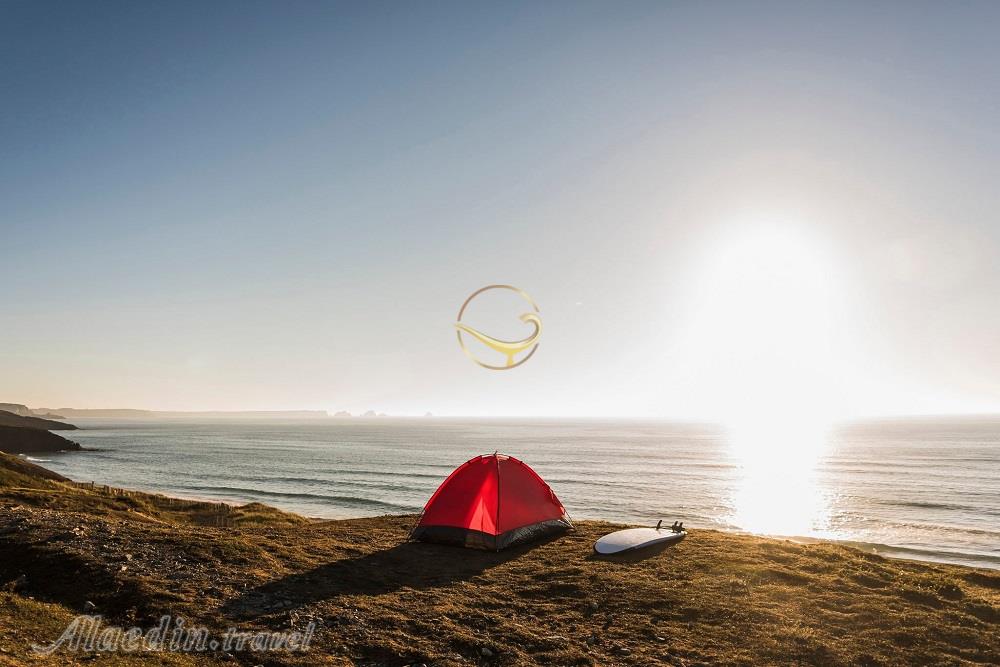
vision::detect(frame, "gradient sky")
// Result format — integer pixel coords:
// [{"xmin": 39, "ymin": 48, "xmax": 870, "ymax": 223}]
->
[{"xmin": 2, "ymin": 1, "xmax": 999, "ymax": 417}]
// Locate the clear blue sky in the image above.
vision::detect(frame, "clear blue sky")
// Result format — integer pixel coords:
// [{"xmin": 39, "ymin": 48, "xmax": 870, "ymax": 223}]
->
[{"xmin": 2, "ymin": 1, "xmax": 999, "ymax": 417}]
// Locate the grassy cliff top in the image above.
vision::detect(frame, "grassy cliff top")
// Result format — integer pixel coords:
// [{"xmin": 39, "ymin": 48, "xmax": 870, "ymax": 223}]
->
[{"xmin": 0, "ymin": 454, "xmax": 997, "ymax": 666}]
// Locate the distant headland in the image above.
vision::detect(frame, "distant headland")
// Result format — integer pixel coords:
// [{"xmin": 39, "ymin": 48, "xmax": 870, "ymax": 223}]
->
[
  {"xmin": 0, "ymin": 402, "xmax": 433, "ymax": 423},
  {"xmin": 28, "ymin": 408, "xmax": 333, "ymax": 419},
  {"xmin": 0, "ymin": 408, "xmax": 81, "ymax": 455}
]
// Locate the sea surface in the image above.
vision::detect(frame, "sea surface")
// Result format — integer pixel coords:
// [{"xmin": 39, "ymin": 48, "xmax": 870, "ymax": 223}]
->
[{"xmin": 31, "ymin": 417, "xmax": 1000, "ymax": 569}]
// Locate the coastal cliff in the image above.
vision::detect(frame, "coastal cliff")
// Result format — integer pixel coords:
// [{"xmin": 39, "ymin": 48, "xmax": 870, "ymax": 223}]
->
[
  {"xmin": 0, "ymin": 425, "xmax": 81, "ymax": 455},
  {"xmin": 0, "ymin": 410, "xmax": 77, "ymax": 431},
  {"xmin": 0, "ymin": 455, "xmax": 996, "ymax": 666}
]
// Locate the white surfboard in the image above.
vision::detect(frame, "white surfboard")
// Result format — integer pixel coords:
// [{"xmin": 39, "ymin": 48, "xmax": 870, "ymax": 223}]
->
[{"xmin": 594, "ymin": 526, "xmax": 687, "ymax": 555}]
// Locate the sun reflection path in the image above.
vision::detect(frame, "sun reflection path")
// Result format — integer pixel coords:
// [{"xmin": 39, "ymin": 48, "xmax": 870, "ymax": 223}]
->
[{"xmin": 726, "ymin": 421, "xmax": 833, "ymax": 538}]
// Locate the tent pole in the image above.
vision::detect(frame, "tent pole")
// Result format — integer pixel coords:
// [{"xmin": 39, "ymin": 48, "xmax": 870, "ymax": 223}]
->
[{"xmin": 495, "ymin": 453, "xmax": 502, "ymax": 552}]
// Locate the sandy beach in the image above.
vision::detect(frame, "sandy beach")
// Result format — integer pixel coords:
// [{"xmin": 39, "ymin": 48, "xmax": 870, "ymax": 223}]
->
[{"xmin": 0, "ymin": 453, "xmax": 997, "ymax": 666}]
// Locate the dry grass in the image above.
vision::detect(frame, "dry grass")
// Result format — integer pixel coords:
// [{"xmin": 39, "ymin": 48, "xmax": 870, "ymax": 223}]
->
[
  {"xmin": 0, "ymin": 452, "xmax": 305, "ymax": 528},
  {"xmin": 0, "ymin": 453, "xmax": 997, "ymax": 666}
]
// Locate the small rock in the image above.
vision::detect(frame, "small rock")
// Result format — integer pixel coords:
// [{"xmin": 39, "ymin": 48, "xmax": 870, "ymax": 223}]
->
[{"xmin": 481, "ymin": 647, "xmax": 494, "ymax": 657}]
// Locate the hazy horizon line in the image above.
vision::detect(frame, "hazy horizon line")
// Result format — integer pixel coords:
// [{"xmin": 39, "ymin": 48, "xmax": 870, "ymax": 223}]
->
[{"xmin": 16, "ymin": 404, "xmax": 1000, "ymax": 422}]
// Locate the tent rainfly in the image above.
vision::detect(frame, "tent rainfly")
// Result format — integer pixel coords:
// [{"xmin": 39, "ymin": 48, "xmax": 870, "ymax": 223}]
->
[{"xmin": 410, "ymin": 453, "xmax": 572, "ymax": 550}]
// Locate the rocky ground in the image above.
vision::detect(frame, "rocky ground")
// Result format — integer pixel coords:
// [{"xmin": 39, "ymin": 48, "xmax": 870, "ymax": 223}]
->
[{"xmin": 0, "ymin": 453, "xmax": 997, "ymax": 666}]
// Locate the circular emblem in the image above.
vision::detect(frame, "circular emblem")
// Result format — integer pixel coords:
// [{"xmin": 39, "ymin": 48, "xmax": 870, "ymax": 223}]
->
[{"xmin": 455, "ymin": 285, "xmax": 542, "ymax": 370}]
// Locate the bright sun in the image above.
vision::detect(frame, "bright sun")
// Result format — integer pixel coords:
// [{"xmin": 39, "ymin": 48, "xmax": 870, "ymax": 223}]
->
[{"xmin": 682, "ymin": 221, "xmax": 846, "ymax": 432}]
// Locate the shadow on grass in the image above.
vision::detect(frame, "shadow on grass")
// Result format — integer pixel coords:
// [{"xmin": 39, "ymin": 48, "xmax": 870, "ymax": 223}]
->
[
  {"xmin": 222, "ymin": 536, "xmax": 560, "ymax": 620},
  {"xmin": 588, "ymin": 540, "xmax": 681, "ymax": 563}
]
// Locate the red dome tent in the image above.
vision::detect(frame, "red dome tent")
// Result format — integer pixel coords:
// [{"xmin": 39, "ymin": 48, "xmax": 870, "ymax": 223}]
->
[{"xmin": 410, "ymin": 454, "xmax": 572, "ymax": 550}]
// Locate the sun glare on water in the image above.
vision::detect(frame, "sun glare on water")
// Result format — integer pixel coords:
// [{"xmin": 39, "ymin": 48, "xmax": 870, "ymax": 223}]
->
[
  {"xmin": 726, "ymin": 419, "xmax": 833, "ymax": 537},
  {"xmin": 681, "ymin": 221, "xmax": 846, "ymax": 537}
]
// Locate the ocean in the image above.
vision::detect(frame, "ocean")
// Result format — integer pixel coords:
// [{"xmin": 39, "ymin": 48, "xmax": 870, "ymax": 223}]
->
[{"xmin": 30, "ymin": 416, "xmax": 1000, "ymax": 570}]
